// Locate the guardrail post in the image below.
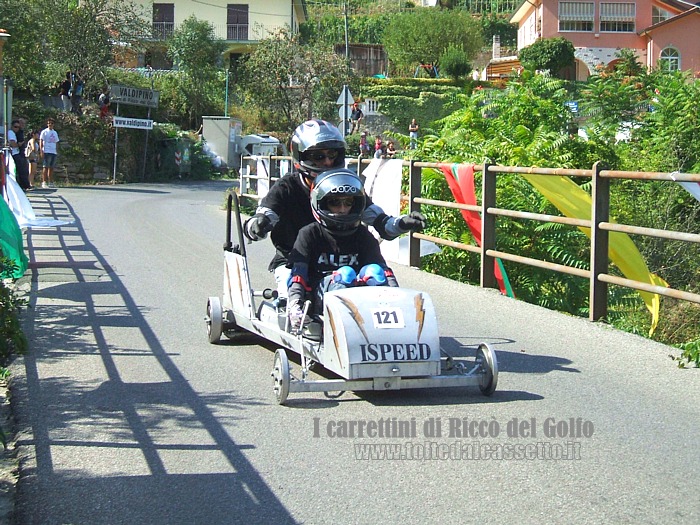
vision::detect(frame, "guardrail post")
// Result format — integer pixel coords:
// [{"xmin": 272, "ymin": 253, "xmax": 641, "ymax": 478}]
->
[
  {"xmin": 590, "ymin": 161, "xmax": 609, "ymax": 321},
  {"xmin": 240, "ymin": 161, "xmax": 248, "ymax": 195},
  {"xmin": 408, "ymin": 160, "xmax": 421, "ymax": 268},
  {"xmin": 357, "ymin": 155, "xmax": 364, "ymax": 180},
  {"xmin": 481, "ymin": 163, "xmax": 497, "ymax": 289},
  {"xmin": 266, "ymin": 155, "xmax": 272, "ymax": 191}
]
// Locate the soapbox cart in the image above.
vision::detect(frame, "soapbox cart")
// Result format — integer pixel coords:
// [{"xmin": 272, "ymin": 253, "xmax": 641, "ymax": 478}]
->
[{"xmin": 205, "ymin": 193, "xmax": 498, "ymax": 404}]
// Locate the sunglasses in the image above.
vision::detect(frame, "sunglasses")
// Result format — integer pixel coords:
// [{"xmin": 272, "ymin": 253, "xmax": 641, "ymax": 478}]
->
[
  {"xmin": 307, "ymin": 150, "xmax": 339, "ymax": 162},
  {"xmin": 327, "ymin": 197, "xmax": 354, "ymax": 208}
]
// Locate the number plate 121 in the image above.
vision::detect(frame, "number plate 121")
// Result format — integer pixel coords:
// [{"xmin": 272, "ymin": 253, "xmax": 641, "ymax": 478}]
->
[{"xmin": 370, "ymin": 308, "xmax": 405, "ymax": 329}]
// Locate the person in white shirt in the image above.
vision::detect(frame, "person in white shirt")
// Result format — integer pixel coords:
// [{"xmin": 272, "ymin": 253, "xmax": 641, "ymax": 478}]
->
[{"xmin": 39, "ymin": 118, "xmax": 60, "ymax": 189}]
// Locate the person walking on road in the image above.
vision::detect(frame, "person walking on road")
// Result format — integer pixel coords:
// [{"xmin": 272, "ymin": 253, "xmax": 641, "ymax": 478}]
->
[{"xmin": 40, "ymin": 118, "xmax": 60, "ymax": 189}]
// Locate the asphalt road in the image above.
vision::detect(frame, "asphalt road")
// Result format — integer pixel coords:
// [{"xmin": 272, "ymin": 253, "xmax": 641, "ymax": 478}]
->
[{"xmin": 10, "ymin": 181, "xmax": 700, "ymax": 525}]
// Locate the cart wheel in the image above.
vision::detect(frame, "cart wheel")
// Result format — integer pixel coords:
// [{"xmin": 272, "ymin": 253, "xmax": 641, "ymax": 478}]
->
[
  {"xmin": 206, "ymin": 297, "xmax": 223, "ymax": 344},
  {"xmin": 476, "ymin": 343, "xmax": 498, "ymax": 396},
  {"xmin": 271, "ymin": 349, "xmax": 290, "ymax": 405}
]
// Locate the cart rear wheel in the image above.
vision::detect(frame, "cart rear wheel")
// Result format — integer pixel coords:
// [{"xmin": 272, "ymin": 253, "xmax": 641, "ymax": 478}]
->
[
  {"xmin": 272, "ymin": 349, "xmax": 290, "ymax": 405},
  {"xmin": 476, "ymin": 343, "xmax": 498, "ymax": 396},
  {"xmin": 206, "ymin": 297, "xmax": 223, "ymax": 344}
]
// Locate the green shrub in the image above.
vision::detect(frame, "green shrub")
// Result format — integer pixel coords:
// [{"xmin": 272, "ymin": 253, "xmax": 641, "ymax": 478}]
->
[
  {"xmin": 440, "ymin": 45, "xmax": 472, "ymax": 82},
  {"xmin": 0, "ymin": 258, "xmax": 28, "ymax": 367}
]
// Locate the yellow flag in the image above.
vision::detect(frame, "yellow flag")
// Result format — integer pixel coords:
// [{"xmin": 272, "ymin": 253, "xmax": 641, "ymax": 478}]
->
[{"xmin": 523, "ymin": 174, "xmax": 667, "ymax": 335}]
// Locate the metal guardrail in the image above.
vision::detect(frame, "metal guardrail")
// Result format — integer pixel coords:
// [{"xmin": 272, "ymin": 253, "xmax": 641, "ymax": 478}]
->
[
  {"xmin": 238, "ymin": 155, "xmax": 700, "ymax": 322},
  {"xmin": 238, "ymin": 155, "xmax": 290, "ymax": 201}
]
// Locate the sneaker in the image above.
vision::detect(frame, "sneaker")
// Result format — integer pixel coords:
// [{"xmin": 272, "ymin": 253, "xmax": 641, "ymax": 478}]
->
[{"xmin": 41, "ymin": 182, "xmax": 48, "ymax": 189}]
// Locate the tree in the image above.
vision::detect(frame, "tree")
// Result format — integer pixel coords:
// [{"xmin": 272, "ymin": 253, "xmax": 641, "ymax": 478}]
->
[
  {"xmin": 381, "ymin": 9, "xmax": 483, "ymax": 77},
  {"xmin": 518, "ymin": 37, "xmax": 575, "ymax": 77},
  {"xmin": 166, "ymin": 16, "xmax": 227, "ymax": 130},
  {"xmin": 439, "ymin": 45, "xmax": 472, "ymax": 82},
  {"xmin": 237, "ymin": 28, "xmax": 351, "ymax": 133},
  {"xmin": 480, "ymin": 13, "xmax": 518, "ymax": 49},
  {"xmin": 0, "ymin": 0, "xmax": 46, "ymax": 94},
  {"xmin": 43, "ymin": 0, "xmax": 151, "ymax": 89},
  {"xmin": 613, "ymin": 48, "xmax": 645, "ymax": 77}
]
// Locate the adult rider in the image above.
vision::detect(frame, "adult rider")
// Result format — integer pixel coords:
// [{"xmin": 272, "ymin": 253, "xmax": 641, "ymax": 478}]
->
[{"xmin": 243, "ymin": 119, "xmax": 426, "ymax": 297}]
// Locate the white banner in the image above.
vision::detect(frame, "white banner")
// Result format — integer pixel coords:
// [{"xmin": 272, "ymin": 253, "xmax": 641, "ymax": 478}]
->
[
  {"xmin": 363, "ymin": 159, "xmax": 404, "ymax": 264},
  {"xmin": 255, "ymin": 156, "xmax": 270, "ymax": 198},
  {"xmin": 112, "ymin": 117, "xmax": 153, "ymax": 130},
  {"xmin": 362, "ymin": 158, "xmax": 441, "ymax": 266}
]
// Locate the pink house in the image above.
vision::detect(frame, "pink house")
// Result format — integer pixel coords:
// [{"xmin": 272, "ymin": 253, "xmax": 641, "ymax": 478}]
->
[{"xmin": 510, "ymin": 0, "xmax": 700, "ymax": 80}]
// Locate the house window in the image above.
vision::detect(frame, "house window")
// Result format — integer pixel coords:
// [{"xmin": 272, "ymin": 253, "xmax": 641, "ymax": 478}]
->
[
  {"xmin": 600, "ymin": 3, "xmax": 635, "ymax": 32},
  {"xmin": 652, "ymin": 6, "xmax": 671, "ymax": 25},
  {"xmin": 153, "ymin": 3, "xmax": 174, "ymax": 40},
  {"xmin": 659, "ymin": 47, "xmax": 680, "ymax": 71},
  {"xmin": 227, "ymin": 4, "xmax": 249, "ymax": 40},
  {"xmin": 558, "ymin": 2, "xmax": 594, "ymax": 32}
]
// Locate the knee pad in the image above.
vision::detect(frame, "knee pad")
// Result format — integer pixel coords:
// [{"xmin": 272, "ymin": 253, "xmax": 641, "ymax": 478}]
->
[
  {"xmin": 358, "ymin": 264, "xmax": 387, "ymax": 286},
  {"xmin": 332, "ymin": 266, "xmax": 357, "ymax": 286}
]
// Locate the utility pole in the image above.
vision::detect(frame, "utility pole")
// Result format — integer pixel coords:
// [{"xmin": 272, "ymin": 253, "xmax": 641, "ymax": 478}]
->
[
  {"xmin": 141, "ymin": 65, "xmax": 154, "ymax": 181},
  {"xmin": 341, "ymin": 0, "xmax": 350, "ymax": 137}
]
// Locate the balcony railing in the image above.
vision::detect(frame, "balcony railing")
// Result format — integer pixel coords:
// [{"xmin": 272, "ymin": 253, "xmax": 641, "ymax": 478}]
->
[
  {"xmin": 150, "ymin": 22, "xmax": 284, "ymax": 42},
  {"xmin": 152, "ymin": 22, "xmax": 174, "ymax": 40},
  {"xmin": 226, "ymin": 24, "xmax": 249, "ymax": 41}
]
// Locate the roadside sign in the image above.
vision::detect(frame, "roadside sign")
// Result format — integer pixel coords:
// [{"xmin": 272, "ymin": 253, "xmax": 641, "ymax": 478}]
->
[
  {"xmin": 336, "ymin": 86, "xmax": 354, "ymax": 105},
  {"xmin": 113, "ymin": 117, "xmax": 154, "ymax": 130},
  {"xmin": 111, "ymin": 84, "xmax": 160, "ymax": 108},
  {"xmin": 565, "ymin": 101, "xmax": 578, "ymax": 114},
  {"xmin": 338, "ymin": 105, "xmax": 353, "ymax": 120}
]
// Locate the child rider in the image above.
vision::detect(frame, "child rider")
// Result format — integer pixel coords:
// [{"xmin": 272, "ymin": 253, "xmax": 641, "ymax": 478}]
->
[{"xmin": 286, "ymin": 168, "xmax": 399, "ymax": 332}]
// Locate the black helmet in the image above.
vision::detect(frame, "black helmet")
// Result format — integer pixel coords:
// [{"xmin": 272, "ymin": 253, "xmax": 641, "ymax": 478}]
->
[
  {"xmin": 291, "ymin": 119, "xmax": 346, "ymax": 178},
  {"xmin": 311, "ymin": 168, "xmax": 366, "ymax": 234}
]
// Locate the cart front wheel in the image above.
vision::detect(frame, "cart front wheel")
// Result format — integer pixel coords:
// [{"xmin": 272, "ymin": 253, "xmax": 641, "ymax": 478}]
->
[
  {"xmin": 476, "ymin": 343, "xmax": 498, "ymax": 396},
  {"xmin": 206, "ymin": 297, "xmax": 223, "ymax": 344},
  {"xmin": 272, "ymin": 349, "xmax": 290, "ymax": 405}
]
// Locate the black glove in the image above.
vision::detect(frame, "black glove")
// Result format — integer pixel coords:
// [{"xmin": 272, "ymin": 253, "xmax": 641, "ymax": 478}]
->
[
  {"xmin": 398, "ymin": 211, "xmax": 426, "ymax": 232},
  {"xmin": 244, "ymin": 213, "xmax": 272, "ymax": 241}
]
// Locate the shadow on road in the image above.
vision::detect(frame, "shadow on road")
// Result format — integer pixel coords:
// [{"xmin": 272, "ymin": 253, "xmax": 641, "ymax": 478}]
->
[{"xmin": 13, "ymin": 193, "xmax": 297, "ymax": 524}]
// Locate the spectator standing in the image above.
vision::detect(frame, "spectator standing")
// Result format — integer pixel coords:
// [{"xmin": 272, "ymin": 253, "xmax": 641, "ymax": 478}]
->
[
  {"xmin": 71, "ymin": 72, "xmax": 84, "ymax": 115},
  {"xmin": 374, "ymin": 136, "xmax": 383, "ymax": 159},
  {"xmin": 7, "ymin": 119, "xmax": 31, "ymax": 191},
  {"xmin": 359, "ymin": 131, "xmax": 370, "ymax": 157},
  {"xmin": 24, "ymin": 129, "xmax": 41, "ymax": 190},
  {"xmin": 59, "ymin": 72, "xmax": 72, "ymax": 111},
  {"xmin": 409, "ymin": 118, "xmax": 419, "ymax": 149},
  {"xmin": 98, "ymin": 87, "xmax": 111, "ymax": 119},
  {"xmin": 40, "ymin": 118, "xmax": 60, "ymax": 189},
  {"xmin": 349, "ymin": 102, "xmax": 364, "ymax": 134}
]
